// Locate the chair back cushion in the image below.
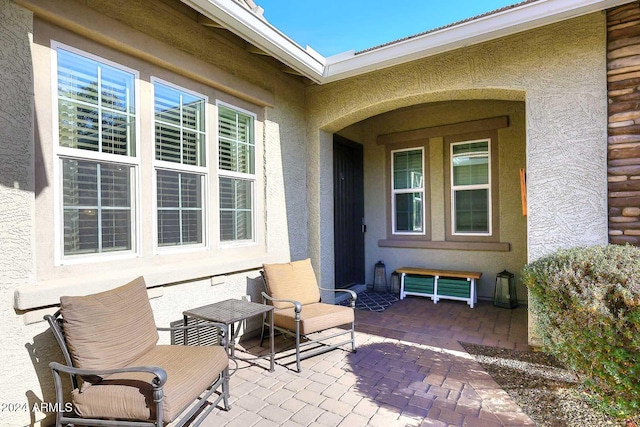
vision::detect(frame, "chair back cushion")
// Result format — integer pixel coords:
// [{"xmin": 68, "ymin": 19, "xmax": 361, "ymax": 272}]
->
[
  {"xmin": 60, "ymin": 276, "xmax": 159, "ymax": 376},
  {"xmin": 262, "ymin": 259, "xmax": 321, "ymax": 309}
]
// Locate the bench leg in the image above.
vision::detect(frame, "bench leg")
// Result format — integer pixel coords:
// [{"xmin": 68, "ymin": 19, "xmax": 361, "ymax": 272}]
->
[
  {"xmin": 399, "ymin": 273, "xmax": 406, "ymax": 300},
  {"xmin": 469, "ymin": 278, "xmax": 476, "ymax": 308},
  {"xmin": 432, "ymin": 276, "xmax": 439, "ymax": 304}
]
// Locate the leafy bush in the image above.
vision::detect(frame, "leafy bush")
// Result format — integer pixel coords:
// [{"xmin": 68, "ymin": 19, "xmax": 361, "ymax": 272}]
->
[{"xmin": 522, "ymin": 245, "xmax": 640, "ymax": 418}]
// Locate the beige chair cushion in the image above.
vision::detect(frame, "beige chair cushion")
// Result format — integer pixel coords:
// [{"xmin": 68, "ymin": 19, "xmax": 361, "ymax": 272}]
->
[
  {"xmin": 60, "ymin": 276, "xmax": 159, "ymax": 377},
  {"xmin": 274, "ymin": 302, "xmax": 354, "ymax": 335},
  {"xmin": 263, "ymin": 259, "xmax": 321, "ymax": 309},
  {"xmin": 72, "ymin": 345, "xmax": 228, "ymax": 422}
]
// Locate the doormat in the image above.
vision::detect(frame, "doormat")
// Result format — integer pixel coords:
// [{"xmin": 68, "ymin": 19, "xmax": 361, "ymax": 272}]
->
[{"xmin": 339, "ymin": 290, "xmax": 400, "ymax": 312}]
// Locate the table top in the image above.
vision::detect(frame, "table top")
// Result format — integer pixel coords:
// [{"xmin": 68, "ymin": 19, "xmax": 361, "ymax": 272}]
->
[{"xmin": 183, "ymin": 298, "xmax": 273, "ymax": 324}]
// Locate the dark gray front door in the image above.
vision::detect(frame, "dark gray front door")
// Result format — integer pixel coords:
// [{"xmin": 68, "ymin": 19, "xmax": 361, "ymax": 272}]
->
[{"xmin": 333, "ymin": 135, "xmax": 365, "ymax": 289}]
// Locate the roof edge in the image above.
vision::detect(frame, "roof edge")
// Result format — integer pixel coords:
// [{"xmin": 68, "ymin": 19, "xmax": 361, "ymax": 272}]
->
[
  {"xmin": 181, "ymin": 0, "xmax": 325, "ymax": 82},
  {"xmin": 323, "ymin": 0, "xmax": 633, "ymax": 82},
  {"xmin": 183, "ymin": 0, "xmax": 634, "ymax": 84}
]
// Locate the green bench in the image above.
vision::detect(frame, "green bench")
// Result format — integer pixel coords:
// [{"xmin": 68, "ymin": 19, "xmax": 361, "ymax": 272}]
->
[{"xmin": 396, "ymin": 267, "xmax": 482, "ymax": 308}]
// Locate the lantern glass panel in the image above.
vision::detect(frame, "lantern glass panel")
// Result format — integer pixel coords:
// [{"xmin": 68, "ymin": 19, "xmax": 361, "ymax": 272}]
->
[{"xmin": 494, "ymin": 270, "xmax": 517, "ymax": 309}]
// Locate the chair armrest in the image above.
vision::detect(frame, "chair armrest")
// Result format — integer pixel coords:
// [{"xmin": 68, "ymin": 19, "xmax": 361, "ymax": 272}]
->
[
  {"xmin": 49, "ymin": 362, "xmax": 168, "ymax": 387},
  {"xmin": 262, "ymin": 292, "xmax": 302, "ymax": 313},
  {"xmin": 319, "ymin": 287, "xmax": 357, "ymax": 301}
]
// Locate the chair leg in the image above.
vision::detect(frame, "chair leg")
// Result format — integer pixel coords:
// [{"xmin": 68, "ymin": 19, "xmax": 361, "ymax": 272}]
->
[
  {"xmin": 153, "ymin": 388, "xmax": 164, "ymax": 427},
  {"xmin": 222, "ymin": 367, "xmax": 231, "ymax": 410},
  {"xmin": 351, "ymin": 321, "xmax": 356, "ymax": 353},
  {"xmin": 51, "ymin": 368, "xmax": 70, "ymax": 427},
  {"xmin": 295, "ymin": 317, "xmax": 301, "ymax": 373}
]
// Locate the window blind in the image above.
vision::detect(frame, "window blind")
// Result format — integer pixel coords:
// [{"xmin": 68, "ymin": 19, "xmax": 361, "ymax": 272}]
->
[
  {"xmin": 219, "ymin": 177, "xmax": 252, "ymax": 241},
  {"xmin": 392, "ymin": 148, "xmax": 424, "ymax": 233},
  {"xmin": 157, "ymin": 169, "xmax": 203, "ymax": 246},
  {"xmin": 452, "ymin": 141, "xmax": 489, "ymax": 186},
  {"xmin": 455, "ymin": 189, "xmax": 489, "ymax": 233},
  {"xmin": 218, "ymin": 105, "xmax": 255, "ymax": 243},
  {"xmin": 57, "ymin": 48, "xmax": 135, "ymax": 156},
  {"xmin": 218, "ymin": 105, "xmax": 254, "ymax": 174},
  {"xmin": 451, "ymin": 140, "xmax": 490, "ymax": 234},
  {"xmin": 395, "ymin": 192, "xmax": 424, "ymax": 232},
  {"xmin": 154, "ymin": 83, "xmax": 205, "ymax": 166},
  {"xmin": 393, "ymin": 149, "xmax": 422, "ymax": 189},
  {"xmin": 62, "ymin": 159, "xmax": 132, "ymax": 255},
  {"xmin": 153, "ymin": 82, "xmax": 206, "ymax": 248}
]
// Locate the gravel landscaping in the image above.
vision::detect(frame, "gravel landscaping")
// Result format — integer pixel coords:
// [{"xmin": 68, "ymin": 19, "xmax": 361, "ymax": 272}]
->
[{"xmin": 460, "ymin": 343, "xmax": 631, "ymax": 427}]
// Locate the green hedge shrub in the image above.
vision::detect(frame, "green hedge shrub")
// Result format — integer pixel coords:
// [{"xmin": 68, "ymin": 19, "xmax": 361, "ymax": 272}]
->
[{"xmin": 522, "ymin": 244, "xmax": 640, "ymax": 418}]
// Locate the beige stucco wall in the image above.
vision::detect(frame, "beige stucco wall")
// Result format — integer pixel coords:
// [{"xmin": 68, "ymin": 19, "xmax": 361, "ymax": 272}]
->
[
  {"xmin": 28, "ymin": 18, "xmax": 274, "ymax": 291},
  {"xmin": 3, "ymin": 0, "xmax": 308, "ymax": 425},
  {"xmin": 1, "ymin": 1, "xmax": 37, "ymax": 426},
  {"xmin": 18, "ymin": 0, "xmax": 309, "ymax": 303},
  {"xmin": 341, "ymin": 100, "xmax": 527, "ymax": 301},
  {"xmin": 304, "ymin": 13, "xmax": 609, "ymax": 300}
]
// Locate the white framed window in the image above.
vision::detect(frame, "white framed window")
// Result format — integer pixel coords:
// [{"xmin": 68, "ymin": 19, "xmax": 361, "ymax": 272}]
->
[
  {"xmin": 217, "ymin": 103, "xmax": 256, "ymax": 244},
  {"xmin": 450, "ymin": 139, "xmax": 491, "ymax": 236},
  {"xmin": 391, "ymin": 147, "xmax": 425, "ymax": 235},
  {"xmin": 54, "ymin": 43, "xmax": 139, "ymax": 261},
  {"xmin": 153, "ymin": 79, "xmax": 207, "ymax": 248}
]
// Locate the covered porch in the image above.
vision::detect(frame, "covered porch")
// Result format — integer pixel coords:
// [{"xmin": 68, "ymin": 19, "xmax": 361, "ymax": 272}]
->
[{"xmin": 202, "ymin": 298, "xmax": 532, "ymax": 426}]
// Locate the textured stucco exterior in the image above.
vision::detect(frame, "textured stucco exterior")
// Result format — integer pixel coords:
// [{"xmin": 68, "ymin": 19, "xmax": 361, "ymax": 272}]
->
[
  {"xmin": 20, "ymin": 0, "xmax": 309, "ymax": 302},
  {"xmin": 304, "ymin": 13, "xmax": 609, "ymax": 293},
  {"xmin": 0, "ymin": 1, "xmax": 614, "ymax": 424},
  {"xmin": 1, "ymin": 1, "xmax": 37, "ymax": 425},
  {"xmin": 3, "ymin": 0, "xmax": 308, "ymax": 425}
]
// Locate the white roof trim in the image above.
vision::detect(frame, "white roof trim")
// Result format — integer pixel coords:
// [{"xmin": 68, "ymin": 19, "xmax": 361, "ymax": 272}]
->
[
  {"xmin": 182, "ymin": 0, "xmax": 634, "ymax": 84},
  {"xmin": 324, "ymin": 0, "xmax": 632, "ymax": 82},
  {"xmin": 182, "ymin": 0, "xmax": 326, "ymax": 82}
]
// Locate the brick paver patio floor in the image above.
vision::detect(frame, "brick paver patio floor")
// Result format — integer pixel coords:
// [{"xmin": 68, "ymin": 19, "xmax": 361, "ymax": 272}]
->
[{"xmin": 198, "ymin": 297, "xmax": 534, "ymax": 427}]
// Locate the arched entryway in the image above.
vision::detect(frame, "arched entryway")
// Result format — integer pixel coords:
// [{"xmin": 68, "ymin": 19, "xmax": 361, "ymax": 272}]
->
[{"xmin": 328, "ymin": 98, "xmax": 528, "ymax": 302}]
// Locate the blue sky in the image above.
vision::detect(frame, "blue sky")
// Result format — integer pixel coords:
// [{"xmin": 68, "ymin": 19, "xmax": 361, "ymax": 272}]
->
[{"xmin": 255, "ymin": 1, "xmax": 519, "ymax": 56}]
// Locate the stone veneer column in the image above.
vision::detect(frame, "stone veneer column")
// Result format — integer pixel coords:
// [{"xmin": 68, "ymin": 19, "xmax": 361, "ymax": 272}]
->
[{"xmin": 608, "ymin": 1, "xmax": 640, "ymax": 245}]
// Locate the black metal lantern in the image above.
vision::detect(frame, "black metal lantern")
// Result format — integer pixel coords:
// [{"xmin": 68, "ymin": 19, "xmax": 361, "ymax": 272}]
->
[
  {"xmin": 373, "ymin": 260, "xmax": 387, "ymax": 292},
  {"xmin": 494, "ymin": 270, "xmax": 518, "ymax": 309}
]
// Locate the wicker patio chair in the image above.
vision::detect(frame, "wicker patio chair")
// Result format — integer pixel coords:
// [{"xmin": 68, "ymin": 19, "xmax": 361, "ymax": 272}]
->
[
  {"xmin": 260, "ymin": 258, "xmax": 357, "ymax": 372},
  {"xmin": 44, "ymin": 276, "xmax": 230, "ymax": 427}
]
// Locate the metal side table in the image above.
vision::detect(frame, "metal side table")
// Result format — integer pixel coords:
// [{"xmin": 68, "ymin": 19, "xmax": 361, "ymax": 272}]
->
[{"xmin": 183, "ymin": 298, "xmax": 275, "ymax": 372}]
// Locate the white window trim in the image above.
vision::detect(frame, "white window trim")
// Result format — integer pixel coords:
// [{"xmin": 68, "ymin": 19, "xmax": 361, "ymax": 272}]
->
[
  {"xmin": 216, "ymin": 100, "xmax": 258, "ymax": 248},
  {"xmin": 51, "ymin": 41, "xmax": 141, "ymax": 266},
  {"xmin": 450, "ymin": 138, "xmax": 492, "ymax": 237},
  {"xmin": 151, "ymin": 77, "xmax": 210, "ymax": 253},
  {"xmin": 391, "ymin": 146, "xmax": 426, "ymax": 236}
]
